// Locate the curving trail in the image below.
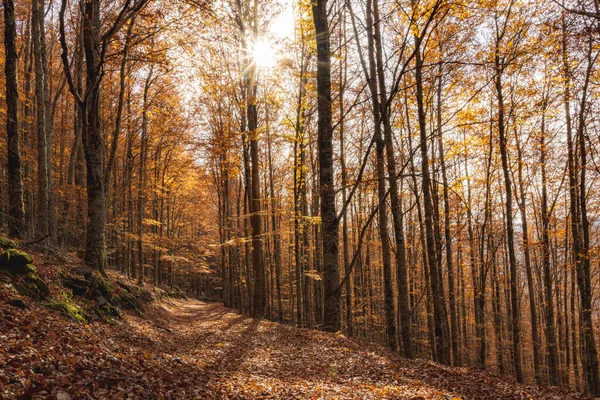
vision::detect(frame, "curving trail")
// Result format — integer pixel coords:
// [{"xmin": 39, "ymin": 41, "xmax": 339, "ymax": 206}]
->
[
  {"xmin": 109, "ymin": 299, "xmax": 584, "ymax": 399},
  {"xmin": 0, "ymin": 296, "xmax": 587, "ymax": 399}
]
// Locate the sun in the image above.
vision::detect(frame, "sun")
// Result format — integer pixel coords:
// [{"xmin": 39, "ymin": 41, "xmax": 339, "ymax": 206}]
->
[{"xmin": 251, "ymin": 39, "xmax": 276, "ymax": 69}]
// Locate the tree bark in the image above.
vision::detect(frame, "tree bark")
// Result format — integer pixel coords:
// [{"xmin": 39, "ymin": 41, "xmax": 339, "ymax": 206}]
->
[
  {"xmin": 32, "ymin": 0, "xmax": 49, "ymax": 238},
  {"xmin": 415, "ymin": 35, "xmax": 450, "ymax": 365},
  {"xmin": 3, "ymin": 0, "xmax": 26, "ymax": 239},
  {"xmin": 312, "ymin": 0, "xmax": 340, "ymax": 332}
]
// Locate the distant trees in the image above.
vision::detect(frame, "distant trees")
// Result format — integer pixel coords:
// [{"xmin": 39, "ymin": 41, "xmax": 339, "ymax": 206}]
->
[{"xmin": 1, "ymin": 0, "xmax": 215, "ymax": 293}]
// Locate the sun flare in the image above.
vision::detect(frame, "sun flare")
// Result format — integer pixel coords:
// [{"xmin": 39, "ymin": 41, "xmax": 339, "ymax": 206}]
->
[{"xmin": 252, "ymin": 39, "xmax": 276, "ymax": 68}]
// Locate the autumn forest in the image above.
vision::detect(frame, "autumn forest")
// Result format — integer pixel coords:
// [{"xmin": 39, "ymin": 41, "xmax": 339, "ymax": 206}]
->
[{"xmin": 2, "ymin": 0, "xmax": 600, "ymax": 398}]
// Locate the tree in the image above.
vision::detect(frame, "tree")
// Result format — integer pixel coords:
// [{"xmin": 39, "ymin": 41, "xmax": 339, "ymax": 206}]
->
[
  {"xmin": 59, "ymin": 0, "xmax": 149, "ymax": 274},
  {"xmin": 311, "ymin": 0, "xmax": 340, "ymax": 332},
  {"xmin": 3, "ymin": 0, "xmax": 25, "ymax": 239}
]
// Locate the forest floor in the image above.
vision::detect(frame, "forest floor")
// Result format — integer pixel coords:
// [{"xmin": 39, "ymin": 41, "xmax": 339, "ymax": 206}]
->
[
  {"xmin": 0, "ymin": 244, "xmax": 590, "ymax": 399},
  {"xmin": 0, "ymin": 268, "xmax": 592, "ymax": 400}
]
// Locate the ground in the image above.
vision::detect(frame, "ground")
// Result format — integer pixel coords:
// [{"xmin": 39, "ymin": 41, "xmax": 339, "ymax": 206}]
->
[{"xmin": 0, "ymin": 293, "xmax": 588, "ymax": 399}]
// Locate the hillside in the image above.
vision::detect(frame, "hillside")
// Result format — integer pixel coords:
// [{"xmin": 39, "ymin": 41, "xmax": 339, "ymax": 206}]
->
[{"xmin": 0, "ymin": 246, "xmax": 587, "ymax": 399}]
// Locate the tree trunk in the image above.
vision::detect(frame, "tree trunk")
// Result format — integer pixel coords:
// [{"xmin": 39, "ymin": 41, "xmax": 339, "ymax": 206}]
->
[
  {"xmin": 494, "ymin": 59, "xmax": 522, "ymax": 383},
  {"xmin": 415, "ymin": 35, "xmax": 449, "ymax": 365},
  {"xmin": 540, "ymin": 102, "xmax": 559, "ymax": 385},
  {"xmin": 312, "ymin": 0, "xmax": 340, "ymax": 332},
  {"xmin": 32, "ymin": 0, "xmax": 49, "ymax": 238},
  {"xmin": 3, "ymin": 0, "xmax": 25, "ymax": 239}
]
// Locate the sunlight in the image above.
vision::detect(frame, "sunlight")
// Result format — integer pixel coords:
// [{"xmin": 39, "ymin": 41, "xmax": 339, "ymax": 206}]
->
[{"xmin": 251, "ymin": 39, "xmax": 276, "ymax": 69}]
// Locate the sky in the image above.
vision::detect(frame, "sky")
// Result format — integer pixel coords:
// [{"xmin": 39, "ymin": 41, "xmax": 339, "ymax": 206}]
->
[{"xmin": 269, "ymin": 0, "xmax": 295, "ymax": 39}]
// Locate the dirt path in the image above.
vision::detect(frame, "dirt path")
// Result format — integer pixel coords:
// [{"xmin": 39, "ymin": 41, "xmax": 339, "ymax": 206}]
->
[
  {"xmin": 0, "ymin": 297, "xmax": 586, "ymax": 399},
  {"xmin": 103, "ymin": 299, "xmax": 582, "ymax": 399}
]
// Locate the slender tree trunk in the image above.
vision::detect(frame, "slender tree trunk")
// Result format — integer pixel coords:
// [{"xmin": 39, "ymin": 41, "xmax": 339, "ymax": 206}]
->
[
  {"xmin": 82, "ymin": 0, "xmax": 106, "ymax": 273},
  {"xmin": 364, "ymin": 0, "xmax": 396, "ymax": 351},
  {"xmin": 267, "ymin": 109, "xmax": 283, "ymax": 322},
  {"xmin": 137, "ymin": 66, "xmax": 153, "ymax": 285},
  {"xmin": 4, "ymin": 0, "xmax": 25, "ymax": 239},
  {"xmin": 312, "ymin": 0, "xmax": 340, "ymax": 332},
  {"xmin": 338, "ymin": 19, "xmax": 353, "ymax": 336},
  {"xmin": 32, "ymin": 0, "xmax": 49, "ymax": 238},
  {"xmin": 372, "ymin": 0, "xmax": 412, "ymax": 357},
  {"xmin": 562, "ymin": 19, "xmax": 600, "ymax": 394},
  {"xmin": 540, "ymin": 102, "xmax": 559, "ymax": 385},
  {"xmin": 494, "ymin": 59, "xmax": 522, "ymax": 383},
  {"xmin": 415, "ymin": 35, "xmax": 449, "ymax": 365},
  {"xmin": 515, "ymin": 129, "xmax": 542, "ymax": 384},
  {"xmin": 248, "ymin": 71, "xmax": 265, "ymax": 319},
  {"xmin": 435, "ymin": 71, "xmax": 458, "ymax": 365}
]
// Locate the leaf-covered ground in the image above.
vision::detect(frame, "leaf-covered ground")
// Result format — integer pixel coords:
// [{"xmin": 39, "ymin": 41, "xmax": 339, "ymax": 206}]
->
[{"xmin": 0, "ymin": 291, "xmax": 589, "ymax": 399}]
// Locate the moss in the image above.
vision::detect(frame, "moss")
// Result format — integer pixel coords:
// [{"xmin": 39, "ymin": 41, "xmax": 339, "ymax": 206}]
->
[
  {"xmin": 96, "ymin": 277, "xmax": 114, "ymax": 298},
  {"xmin": 85, "ymin": 274, "xmax": 115, "ymax": 301},
  {"xmin": 14, "ymin": 272, "xmax": 49, "ymax": 300},
  {"xmin": 0, "ymin": 237, "xmax": 17, "ymax": 250},
  {"xmin": 116, "ymin": 281, "xmax": 133, "ymax": 293},
  {"xmin": 119, "ymin": 291, "xmax": 143, "ymax": 313},
  {"xmin": 47, "ymin": 295, "xmax": 86, "ymax": 323},
  {"xmin": 0, "ymin": 249, "xmax": 34, "ymax": 275}
]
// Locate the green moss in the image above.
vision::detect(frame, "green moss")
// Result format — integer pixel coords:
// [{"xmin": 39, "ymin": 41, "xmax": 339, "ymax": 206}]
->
[
  {"xmin": 14, "ymin": 272, "xmax": 49, "ymax": 300},
  {"xmin": 0, "ymin": 237, "xmax": 17, "ymax": 250},
  {"xmin": 0, "ymin": 249, "xmax": 34, "ymax": 275},
  {"xmin": 96, "ymin": 277, "xmax": 114, "ymax": 297},
  {"xmin": 116, "ymin": 281, "xmax": 132, "ymax": 293},
  {"xmin": 47, "ymin": 293, "xmax": 86, "ymax": 323},
  {"xmin": 119, "ymin": 291, "xmax": 143, "ymax": 312}
]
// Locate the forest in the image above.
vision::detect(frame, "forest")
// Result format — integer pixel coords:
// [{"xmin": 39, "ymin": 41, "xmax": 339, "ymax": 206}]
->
[{"xmin": 2, "ymin": 0, "xmax": 600, "ymax": 398}]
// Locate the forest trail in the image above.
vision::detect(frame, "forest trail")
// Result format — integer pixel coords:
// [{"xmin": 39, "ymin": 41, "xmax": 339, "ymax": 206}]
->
[
  {"xmin": 99, "ymin": 298, "xmax": 581, "ymax": 399},
  {"xmin": 0, "ymin": 284, "xmax": 587, "ymax": 399}
]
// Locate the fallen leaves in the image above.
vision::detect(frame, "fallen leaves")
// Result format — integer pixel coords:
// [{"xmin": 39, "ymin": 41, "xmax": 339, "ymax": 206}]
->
[{"xmin": 0, "ymin": 264, "xmax": 591, "ymax": 399}]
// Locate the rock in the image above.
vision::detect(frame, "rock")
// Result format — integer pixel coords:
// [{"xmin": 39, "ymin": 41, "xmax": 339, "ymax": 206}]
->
[
  {"xmin": 8, "ymin": 298, "xmax": 27, "ymax": 309},
  {"xmin": 0, "ymin": 249, "xmax": 34, "ymax": 275},
  {"xmin": 63, "ymin": 277, "xmax": 90, "ymax": 296},
  {"xmin": 47, "ymin": 298, "xmax": 86, "ymax": 323},
  {"xmin": 76, "ymin": 265, "xmax": 93, "ymax": 278},
  {"xmin": 117, "ymin": 281, "xmax": 132, "ymax": 293},
  {"xmin": 0, "ymin": 236, "xmax": 17, "ymax": 250},
  {"xmin": 96, "ymin": 294, "xmax": 108, "ymax": 307},
  {"xmin": 14, "ymin": 273, "xmax": 50, "ymax": 300}
]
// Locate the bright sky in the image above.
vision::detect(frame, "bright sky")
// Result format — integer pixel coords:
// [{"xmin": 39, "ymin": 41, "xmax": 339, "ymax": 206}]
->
[{"xmin": 269, "ymin": 0, "xmax": 295, "ymax": 39}]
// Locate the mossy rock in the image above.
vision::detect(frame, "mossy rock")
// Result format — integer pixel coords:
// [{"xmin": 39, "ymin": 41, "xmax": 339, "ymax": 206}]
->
[
  {"xmin": 14, "ymin": 273, "xmax": 50, "ymax": 300},
  {"xmin": 0, "ymin": 237, "xmax": 18, "ymax": 250},
  {"xmin": 47, "ymin": 298, "xmax": 86, "ymax": 323},
  {"xmin": 62, "ymin": 276, "xmax": 91, "ymax": 297},
  {"xmin": 0, "ymin": 249, "xmax": 34, "ymax": 275},
  {"xmin": 8, "ymin": 298, "xmax": 27, "ymax": 309},
  {"xmin": 116, "ymin": 281, "xmax": 133, "ymax": 293},
  {"xmin": 119, "ymin": 291, "xmax": 143, "ymax": 313},
  {"xmin": 89, "ymin": 275, "xmax": 114, "ymax": 300},
  {"xmin": 100, "ymin": 303, "xmax": 121, "ymax": 318}
]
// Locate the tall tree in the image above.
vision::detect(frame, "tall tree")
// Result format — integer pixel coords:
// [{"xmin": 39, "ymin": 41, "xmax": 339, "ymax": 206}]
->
[
  {"xmin": 32, "ymin": 0, "xmax": 50, "ymax": 238},
  {"xmin": 59, "ymin": 0, "xmax": 149, "ymax": 274},
  {"xmin": 3, "ymin": 0, "xmax": 25, "ymax": 239},
  {"xmin": 311, "ymin": 0, "xmax": 340, "ymax": 332}
]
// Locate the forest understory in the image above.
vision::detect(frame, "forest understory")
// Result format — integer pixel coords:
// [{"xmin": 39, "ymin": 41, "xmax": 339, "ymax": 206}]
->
[{"xmin": 0, "ymin": 245, "xmax": 589, "ymax": 399}]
